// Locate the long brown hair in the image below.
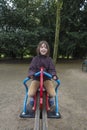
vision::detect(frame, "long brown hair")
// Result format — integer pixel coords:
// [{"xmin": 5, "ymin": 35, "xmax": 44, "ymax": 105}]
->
[{"xmin": 36, "ymin": 41, "xmax": 50, "ymax": 56}]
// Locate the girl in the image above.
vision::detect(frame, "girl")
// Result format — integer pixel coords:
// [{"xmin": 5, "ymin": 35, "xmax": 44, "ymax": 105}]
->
[{"xmin": 28, "ymin": 40, "xmax": 58, "ymax": 109}]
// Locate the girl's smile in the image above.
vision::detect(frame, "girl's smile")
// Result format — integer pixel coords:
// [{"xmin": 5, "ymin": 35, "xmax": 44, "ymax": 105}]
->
[{"xmin": 40, "ymin": 43, "xmax": 48, "ymax": 55}]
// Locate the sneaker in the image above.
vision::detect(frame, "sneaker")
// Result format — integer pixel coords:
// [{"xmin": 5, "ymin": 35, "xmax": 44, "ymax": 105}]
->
[
  {"xmin": 49, "ymin": 97, "xmax": 55, "ymax": 111},
  {"xmin": 30, "ymin": 97, "xmax": 34, "ymax": 107},
  {"xmin": 50, "ymin": 104, "xmax": 55, "ymax": 111}
]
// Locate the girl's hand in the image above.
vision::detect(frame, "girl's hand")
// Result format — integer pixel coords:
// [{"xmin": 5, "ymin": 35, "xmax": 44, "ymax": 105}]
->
[
  {"xmin": 28, "ymin": 75, "xmax": 34, "ymax": 79},
  {"xmin": 52, "ymin": 75, "xmax": 58, "ymax": 80}
]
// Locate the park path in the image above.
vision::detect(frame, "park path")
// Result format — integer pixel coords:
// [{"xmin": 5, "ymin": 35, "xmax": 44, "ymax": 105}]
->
[{"xmin": 0, "ymin": 61, "xmax": 87, "ymax": 130}]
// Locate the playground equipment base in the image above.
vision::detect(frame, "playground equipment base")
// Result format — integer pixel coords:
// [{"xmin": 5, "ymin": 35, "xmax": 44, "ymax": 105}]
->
[
  {"xmin": 47, "ymin": 110, "xmax": 61, "ymax": 118},
  {"xmin": 20, "ymin": 105, "xmax": 61, "ymax": 119}
]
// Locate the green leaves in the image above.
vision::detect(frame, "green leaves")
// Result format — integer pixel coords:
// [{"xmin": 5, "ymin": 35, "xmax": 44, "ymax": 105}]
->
[{"xmin": 0, "ymin": 0, "xmax": 87, "ymax": 59}]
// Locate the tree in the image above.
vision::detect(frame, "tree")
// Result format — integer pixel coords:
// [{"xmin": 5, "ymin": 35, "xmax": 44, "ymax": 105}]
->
[
  {"xmin": 59, "ymin": 0, "xmax": 87, "ymax": 59},
  {"xmin": 0, "ymin": 0, "xmax": 87, "ymax": 59},
  {"xmin": 53, "ymin": 0, "xmax": 63, "ymax": 64}
]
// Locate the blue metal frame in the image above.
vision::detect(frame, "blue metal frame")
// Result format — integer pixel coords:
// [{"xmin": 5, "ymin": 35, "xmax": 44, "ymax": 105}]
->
[
  {"xmin": 55, "ymin": 80, "xmax": 60, "ymax": 116},
  {"xmin": 22, "ymin": 71, "xmax": 60, "ymax": 116},
  {"xmin": 22, "ymin": 77, "xmax": 30, "ymax": 114}
]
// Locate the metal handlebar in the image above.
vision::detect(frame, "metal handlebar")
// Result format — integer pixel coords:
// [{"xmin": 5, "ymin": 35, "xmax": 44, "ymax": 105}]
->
[{"xmin": 23, "ymin": 71, "xmax": 60, "ymax": 87}]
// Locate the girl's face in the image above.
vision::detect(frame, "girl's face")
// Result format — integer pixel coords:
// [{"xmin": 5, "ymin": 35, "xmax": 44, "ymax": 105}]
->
[{"xmin": 39, "ymin": 43, "xmax": 48, "ymax": 55}]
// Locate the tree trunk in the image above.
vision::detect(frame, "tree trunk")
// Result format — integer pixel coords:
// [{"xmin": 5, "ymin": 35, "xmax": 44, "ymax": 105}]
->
[{"xmin": 53, "ymin": 0, "xmax": 63, "ymax": 64}]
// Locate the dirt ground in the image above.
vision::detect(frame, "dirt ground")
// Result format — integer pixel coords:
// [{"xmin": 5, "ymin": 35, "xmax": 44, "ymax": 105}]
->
[{"xmin": 0, "ymin": 60, "xmax": 87, "ymax": 130}]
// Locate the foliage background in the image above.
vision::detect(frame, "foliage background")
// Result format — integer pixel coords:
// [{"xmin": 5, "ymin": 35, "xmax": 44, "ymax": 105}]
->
[{"xmin": 0, "ymin": 0, "xmax": 87, "ymax": 59}]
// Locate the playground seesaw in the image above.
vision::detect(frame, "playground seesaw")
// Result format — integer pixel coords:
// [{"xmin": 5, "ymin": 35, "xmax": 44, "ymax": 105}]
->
[{"xmin": 20, "ymin": 67, "xmax": 61, "ymax": 130}]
